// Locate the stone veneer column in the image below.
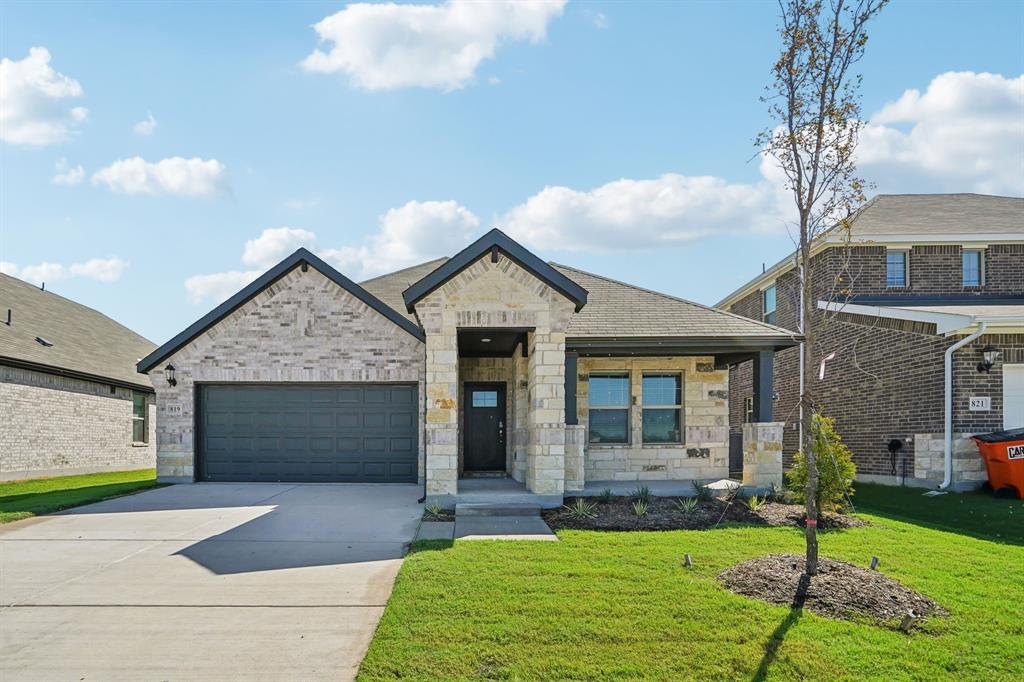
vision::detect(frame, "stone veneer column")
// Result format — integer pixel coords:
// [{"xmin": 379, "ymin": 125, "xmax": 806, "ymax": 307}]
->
[
  {"xmin": 526, "ymin": 330, "xmax": 567, "ymax": 495},
  {"xmin": 425, "ymin": 329, "xmax": 459, "ymax": 495},
  {"xmin": 564, "ymin": 424, "xmax": 586, "ymax": 492},
  {"xmin": 742, "ymin": 421, "xmax": 784, "ymax": 488}
]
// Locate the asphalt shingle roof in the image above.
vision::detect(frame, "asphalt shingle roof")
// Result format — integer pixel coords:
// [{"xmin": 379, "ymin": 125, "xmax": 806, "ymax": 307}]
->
[
  {"xmin": 0, "ymin": 273, "xmax": 155, "ymax": 389},
  {"xmin": 360, "ymin": 258, "xmax": 450, "ymax": 323},
  {"xmin": 846, "ymin": 194, "xmax": 1023, "ymax": 237}
]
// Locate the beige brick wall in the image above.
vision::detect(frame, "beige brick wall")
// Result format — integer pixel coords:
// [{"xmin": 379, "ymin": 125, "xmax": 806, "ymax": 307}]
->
[
  {"xmin": 1, "ymin": 365, "xmax": 155, "ymax": 480},
  {"xmin": 576, "ymin": 356, "xmax": 729, "ymax": 482},
  {"xmin": 914, "ymin": 432, "xmax": 986, "ymax": 486},
  {"xmin": 742, "ymin": 421, "xmax": 784, "ymax": 488},
  {"xmin": 149, "ymin": 265, "xmax": 425, "ymax": 482}
]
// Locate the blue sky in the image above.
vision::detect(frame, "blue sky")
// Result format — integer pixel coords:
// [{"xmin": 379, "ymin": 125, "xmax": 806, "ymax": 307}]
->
[{"xmin": 2, "ymin": 0, "xmax": 1022, "ymax": 345}]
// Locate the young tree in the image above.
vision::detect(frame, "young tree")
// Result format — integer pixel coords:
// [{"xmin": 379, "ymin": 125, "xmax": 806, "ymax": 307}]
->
[{"xmin": 759, "ymin": 0, "xmax": 886, "ymax": 575}]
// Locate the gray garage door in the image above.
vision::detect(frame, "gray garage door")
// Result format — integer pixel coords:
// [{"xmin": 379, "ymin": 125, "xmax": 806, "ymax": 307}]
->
[{"xmin": 199, "ymin": 384, "xmax": 418, "ymax": 483}]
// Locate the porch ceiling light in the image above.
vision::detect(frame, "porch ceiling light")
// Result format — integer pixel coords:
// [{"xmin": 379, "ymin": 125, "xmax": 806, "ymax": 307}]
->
[
  {"xmin": 977, "ymin": 345, "xmax": 999, "ymax": 373},
  {"xmin": 481, "ymin": 338, "xmax": 491, "ymax": 343},
  {"xmin": 164, "ymin": 363, "xmax": 178, "ymax": 387}
]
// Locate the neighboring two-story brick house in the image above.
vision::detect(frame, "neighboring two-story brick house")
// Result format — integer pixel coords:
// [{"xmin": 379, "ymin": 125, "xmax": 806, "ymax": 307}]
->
[{"xmin": 717, "ymin": 193, "xmax": 1024, "ymax": 491}]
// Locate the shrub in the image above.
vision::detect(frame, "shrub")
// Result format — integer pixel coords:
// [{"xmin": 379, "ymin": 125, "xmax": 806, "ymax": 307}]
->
[
  {"xmin": 746, "ymin": 494, "xmax": 767, "ymax": 512},
  {"xmin": 564, "ymin": 498, "xmax": 598, "ymax": 519},
  {"xmin": 424, "ymin": 501, "xmax": 446, "ymax": 519},
  {"xmin": 631, "ymin": 485, "xmax": 653, "ymax": 504},
  {"xmin": 674, "ymin": 497, "xmax": 699, "ymax": 515},
  {"xmin": 597, "ymin": 488, "xmax": 614, "ymax": 504},
  {"xmin": 631, "ymin": 500, "xmax": 649, "ymax": 517},
  {"xmin": 692, "ymin": 480, "xmax": 713, "ymax": 502},
  {"xmin": 787, "ymin": 411, "xmax": 857, "ymax": 512}
]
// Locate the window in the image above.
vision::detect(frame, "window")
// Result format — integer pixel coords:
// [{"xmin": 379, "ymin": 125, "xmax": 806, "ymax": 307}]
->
[
  {"xmin": 588, "ymin": 375, "xmax": 629, "ymax": 444},
  {"xmin": 471, "ymin": 390, "xmax": 498, "ymax": 407},
  {"xmin": 963, "ymin": 250, "xmax": 983, "ymax": 287},
  {"xmin": 886, "ymin": 251, "xmax": 908, "ymax": 288},
  {"xmin": 762, "ymin": 285, "xmax": 777, "ymax": 325},
  {"xmin": 744, "ymin": 396, "xmax": 754, "ymax": 423},
  {"xmin": 642, "ymin": 374, "xmax": 682, "ymax": 443},
  {"xmin": 132, "ymin": 392, "xmax": 148, "ymax": 444}
]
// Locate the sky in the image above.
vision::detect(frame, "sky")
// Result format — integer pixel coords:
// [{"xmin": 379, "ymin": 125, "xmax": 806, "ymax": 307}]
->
[{"xmin": 2, "ymin": 0, "xmax": 1022, "ymax": 345}]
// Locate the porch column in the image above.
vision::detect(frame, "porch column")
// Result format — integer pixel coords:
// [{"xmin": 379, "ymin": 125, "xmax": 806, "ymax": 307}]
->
[
  {"xmin": 526, "ymin": 331, "xmax": 567, "ymax": 495},
  {"xmin": 425, "ymin": 330, "xmax": 459, "ymax": 495},
  {"xmin": 752, "ymin": 350, "xmax": 774, "ymax": 422}
]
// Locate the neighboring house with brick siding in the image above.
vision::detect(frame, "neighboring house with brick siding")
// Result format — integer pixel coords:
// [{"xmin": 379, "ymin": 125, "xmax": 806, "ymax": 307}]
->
[
  {"xmin": 137, "ymin": 229, "xmax": 797, "ymax": 506},
  {"xmin": 1, "ymin": 273, "xmax": 156, "ymax": 480},
  {"xmin": 717, "ymin": 193, "xmax": 1024, "ymax": 491}
]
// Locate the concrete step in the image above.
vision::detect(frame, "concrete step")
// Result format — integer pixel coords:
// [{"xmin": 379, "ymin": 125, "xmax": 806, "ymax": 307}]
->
[{"xmin": 455, "ymin": 502, "xmax": 542, "ymax": 517}]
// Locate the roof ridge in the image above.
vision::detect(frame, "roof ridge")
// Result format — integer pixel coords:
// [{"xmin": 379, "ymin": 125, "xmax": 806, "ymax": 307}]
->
[
  {"xmin": 359, "ymin": 257, "xmax": 449, "ymax": 285},
  {"xmin": 551, "ymin": 262, "xmax": 799, "ymax": 336}
]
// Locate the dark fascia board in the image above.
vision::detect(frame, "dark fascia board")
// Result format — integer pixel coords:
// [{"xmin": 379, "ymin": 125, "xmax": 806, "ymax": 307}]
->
[
  {"xmin": 567, "ymin": 335, "xmax": 800, "ymax": 356},
  {"xmin": 402, "ymin": 228, "xmax": 588, "ymax": 313},
  {"xmin": 835, "ymin": 293, "xmax": 1024, "ymax": 306},
  {"xmin": 2, "ymin": 357, "xmax": 155, "ymax": 393},
  {"xmin": 138, "ymin": 248, "xmax": 425, "ymax": 373}
]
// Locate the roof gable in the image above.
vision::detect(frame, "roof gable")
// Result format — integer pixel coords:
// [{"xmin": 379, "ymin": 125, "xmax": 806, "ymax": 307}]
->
[
  {"xmin": 401, "ymin": 229, "xmax": 588, "ymax": 313},
  {"xmin": 137, "ymin": 248, "xmax": 425, "ymax": 373}
]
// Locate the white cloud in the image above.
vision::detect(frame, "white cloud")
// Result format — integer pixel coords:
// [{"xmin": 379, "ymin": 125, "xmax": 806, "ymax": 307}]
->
[
  {"xmin": 242, "ymin": 227, "xmax": 318, "ymax": 268},
  {"xmin": 593, "ymin": 12, "xmax": 609, "ymax": 30},
  {"xmin": 858, "ymin": 71, "xmax": 1024, "ymax": 195},
  {"xmin": 0, "ymin": 47, "xmax": 88, "ymax": 146},
  {"xmin": 301, "ymin": 0, "xmax": 566, "ymax": 91},
  {"xmin": 133, "ymin": 111, "xmax": 157, "ymax": 136},
  {"xmin": 92, "ymin": 156, "xmax": 227, "ymax": 196},
  {"xmin": 184, "ymin": 270, "xmax": 261, "ymax": 305},
  {"xmin": 1, "ymin": 256, "xmax": 126, "ymax": 286},
  {"xmin": 51, "ymin": 158, "xmax": 85, "ymax": 186}
]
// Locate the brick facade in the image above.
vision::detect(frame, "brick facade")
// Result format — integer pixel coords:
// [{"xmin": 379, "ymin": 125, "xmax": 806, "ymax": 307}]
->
[
  {"xmin": 726, "ymin": 241, "xmax": 1024, "ymax": 486},
  {"xmin": 1, "ymin": 365, "xmax": 155, "ymax": 480}
]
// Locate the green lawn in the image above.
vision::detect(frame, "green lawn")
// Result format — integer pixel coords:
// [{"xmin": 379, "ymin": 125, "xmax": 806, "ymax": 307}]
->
[
  {"xmin": 360, "ymin": 511, "xmax": 1024, "ymax": 680},
  {"xmin": 853, "ymin": 482, "xmax": 1023, "ymax": 544},
  {"xmin": 0, "ymin": 468, "xmax": 159, "ymax": 523}
]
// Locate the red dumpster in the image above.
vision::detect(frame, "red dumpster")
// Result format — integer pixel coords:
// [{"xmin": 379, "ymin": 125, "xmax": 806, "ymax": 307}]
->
[{"xmin": 972, "ymin": 427, "xmax": 1024, "ymax": 500}]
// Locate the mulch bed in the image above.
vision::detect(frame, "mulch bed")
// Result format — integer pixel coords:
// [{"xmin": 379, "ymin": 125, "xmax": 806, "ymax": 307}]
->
[
  {"xmin": 542, "ymin": 496, "xmax": 866, "ymax": 532},
  {"xmin": 719, "ymin": 553, "xmax": 947, "ymax": 624},
  {"xmin": 422, "ymin": 510, "xmax": 455, "ymax": 522}
]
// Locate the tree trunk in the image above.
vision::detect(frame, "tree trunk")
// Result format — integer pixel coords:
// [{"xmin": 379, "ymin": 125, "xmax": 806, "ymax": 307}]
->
[{"xmin": 800, "ymin": 212, "xmax": 819, "ymax": 576}]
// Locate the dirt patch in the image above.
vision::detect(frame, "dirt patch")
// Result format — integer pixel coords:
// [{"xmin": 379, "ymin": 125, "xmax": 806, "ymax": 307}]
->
[
  {"xmin": 542, "ymin": 496, "xmax": 865, "ymax": 532},
  {"xmin": 719, "ymin": 553, "xmax": 947, "ymax": 624}
]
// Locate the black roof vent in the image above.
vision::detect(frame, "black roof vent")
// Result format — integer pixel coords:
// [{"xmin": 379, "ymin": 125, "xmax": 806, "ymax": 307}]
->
[{"xmin": 35, "ymin": 336, "xmax": 54, "ymax": 347}]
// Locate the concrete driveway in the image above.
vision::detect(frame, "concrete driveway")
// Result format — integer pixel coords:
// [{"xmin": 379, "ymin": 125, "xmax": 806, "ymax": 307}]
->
[{"xmin": 0, "ymin": 483, "xmax": 423, "ymax": 681}]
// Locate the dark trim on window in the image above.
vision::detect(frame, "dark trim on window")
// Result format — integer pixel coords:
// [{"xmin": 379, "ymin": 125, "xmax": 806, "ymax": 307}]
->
[
  {"xmin": 138, "ymin": 248, "xmax": 425, "ymax": 374},
  {"xmin": 0, "ymin": 357, "xmax": 154, "ymax": 393},
  {"xmin": 567, "ymin": 335, "xmax": 799, "ymax": 356},
  {"xmin": 565, "ymin": 351, "xmax": 578, "ymax": 426},
  {"xmin": 402, "ymin": 228, "xmax": 588, "ymax": 313}
]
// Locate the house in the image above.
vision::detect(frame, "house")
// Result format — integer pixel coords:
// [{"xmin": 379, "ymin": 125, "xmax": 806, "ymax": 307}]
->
[
  {"xmin": 137, "ymin": 229, "xmax": 797, "ymax": 505},
  {"xmin": 1, "ymin": 273, "xmax": 156, "ymax": 480},
  {"xmin": 717, "ymin": 193, "xmax": 1024, "ymax": 491}
]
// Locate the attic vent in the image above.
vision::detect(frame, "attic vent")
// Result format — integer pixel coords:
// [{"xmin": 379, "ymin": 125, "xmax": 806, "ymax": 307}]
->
[{"xmin": 35, "ymin": 336, "xmax": 54, "ymax": 347}]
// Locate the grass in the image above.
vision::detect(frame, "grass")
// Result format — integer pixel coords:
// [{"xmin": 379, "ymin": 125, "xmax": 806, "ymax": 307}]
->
[
  {"xmin": 0, "ymin": 468, "xmax": 159, "ymax": 523},
  {"xmin": 853, "ymin": 482, "xmax": 1024, "ymax": 544},
  {"xmin": 359, "ymin": 511, "xmax": 1024, "ymax": 680}
]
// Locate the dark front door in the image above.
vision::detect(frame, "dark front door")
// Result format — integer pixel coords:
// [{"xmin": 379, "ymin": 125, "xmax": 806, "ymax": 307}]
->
[{"xmin": 463, "ymin": 382, "xmax": 507, "ymax": 472}]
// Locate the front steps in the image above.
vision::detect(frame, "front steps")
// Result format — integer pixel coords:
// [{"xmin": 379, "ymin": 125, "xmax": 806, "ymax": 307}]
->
[{"xmin": 455, "ymin": 502, "xmax": 542, "ymax": 517}]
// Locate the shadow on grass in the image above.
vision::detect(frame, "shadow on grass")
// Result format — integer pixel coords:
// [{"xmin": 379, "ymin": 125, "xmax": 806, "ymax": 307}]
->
[
  {"xmin": 0, "ymin": 480, "xmax": 161, "ymax": 519},
  {"xmin": 752, "ymin": 574, "xmax": 808, "ymax": 681},
  {"xmin": 409, "ymin": 539, "xmax": 455, "ymax": 553}
]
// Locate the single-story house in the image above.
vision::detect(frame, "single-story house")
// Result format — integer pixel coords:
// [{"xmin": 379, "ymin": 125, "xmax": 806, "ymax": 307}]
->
[
  {"xmin": 138, "ymin": 230, "xmax": 797, "ymax": 504},
  {"xmin": 1, "ymin": 273, "xmax": 156, "ymax": 480}
]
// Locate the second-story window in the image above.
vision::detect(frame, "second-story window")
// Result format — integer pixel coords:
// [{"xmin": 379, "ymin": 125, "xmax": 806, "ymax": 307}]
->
[
  {"xmin": 963, "ymin": 250, "xmax": 983, "ymax": 287},
  {"xmin": 886, "ymin": 251, "xmax": 908, "ymax": 288},
  {"xmin": 762, "ymin": 285, "xmax": 777, "ymax": 325}
]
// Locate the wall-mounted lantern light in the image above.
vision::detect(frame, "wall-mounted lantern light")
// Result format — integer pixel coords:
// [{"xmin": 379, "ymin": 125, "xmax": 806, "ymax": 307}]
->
[
  {"xmin": 977, "ymin": 345, "xmax": 999, "ymax": 373},
  {"xmin": 164, "ymin": 364, "xmax": 178, "ymax": 387}
]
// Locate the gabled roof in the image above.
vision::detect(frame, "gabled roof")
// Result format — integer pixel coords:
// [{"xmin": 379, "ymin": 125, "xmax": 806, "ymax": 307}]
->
[
  {"xmin": 1, "ymin": 273, "xmax": 155, "ymax": 390},
  {"xmin": 401, "ymin": 228, "xmax": 588, "ymax": 313},
  {"xmin": 137, "ymin": 248, "xmax": 425, "ymax": 373}
]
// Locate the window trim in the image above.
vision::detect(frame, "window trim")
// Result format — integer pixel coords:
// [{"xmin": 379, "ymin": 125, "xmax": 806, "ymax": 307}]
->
[
  {"xmin": 962, "ymin": 248, "xmax": 984, "ymax": 287},
  {"xmin": 131, "ymin": 391, "xmax": 149, "ymax": 445},
  {"xmin": 587, "ymin": 373, "xmax": 631, "ymax": 445},
  {"xmin": 885, "ymin": 249, "xmax": 910, "ymax": 289},
  {"xmin": 762, "ymin": 284, "xmax": 777, "ymax": 326},
  {"xmin": 640, "ymin": 373, "xmax": 684, "ymax": 445},
  {"xmin": 744, "ymin": 396, "xmax": 754, "ymax": 423}
]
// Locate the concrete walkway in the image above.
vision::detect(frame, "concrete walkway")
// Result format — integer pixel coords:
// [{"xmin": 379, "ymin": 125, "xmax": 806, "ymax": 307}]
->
[{"xmin": 0, "ymin": 483, "xmax": 423, "ymax": 682}]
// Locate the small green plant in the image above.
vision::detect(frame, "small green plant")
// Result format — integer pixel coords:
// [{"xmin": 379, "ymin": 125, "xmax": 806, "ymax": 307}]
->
[
  {"xmin": 692, "ymin": 480, "xmax": 713, "ymax": 502},
  {"xmin": 767, "ymin": 480, "xmax": 789, "ymax": 503},
  {"xmin": 787, "ymin": 411, "xmax": 857, "ymax": 512},
  {"xmin": 563, "ymin": 498, "xmax": 598, "ymax": 519},
  {"xmin": 674, "ymin": 497, "xmax": 699, "ymax": 515},
  {"xmin": 631, "ymin": 485, "xmax": 653, "ymax": 504},
  {"xmin": 746, "ymin": 494, "xmax": 767, "ymax": 512},
  {"xmin": 631, "ymin": 499, "xmax": 649, "ymax": 517},
  {"xmin": 597, "ymin": 488, "xmax": 614, "ymax": 504},
  {"xmin": 424, "ymin": 500, "xmax": 445, "ymax": 519}
]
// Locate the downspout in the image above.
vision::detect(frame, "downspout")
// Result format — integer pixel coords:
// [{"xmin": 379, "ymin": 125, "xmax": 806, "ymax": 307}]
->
[{"xmin": 940, "ymin": 322, "xmax": 986, "ymax": 490}]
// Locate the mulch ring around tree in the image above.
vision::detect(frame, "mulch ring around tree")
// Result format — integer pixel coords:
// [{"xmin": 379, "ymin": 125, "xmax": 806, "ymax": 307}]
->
[
  {"xmin": 542, "ymin": 496, "xmax": 867, "ymax": 532},
  {"xmin": 719, "ymin": 554, "xmax": 947, "ymax": 625}
]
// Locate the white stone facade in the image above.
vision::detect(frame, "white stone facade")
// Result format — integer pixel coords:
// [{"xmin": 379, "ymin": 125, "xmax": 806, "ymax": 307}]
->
[
  {"xmin": 741, "ymin": 421, "xmax": 785, "ymax": 488},
  {"xmin": 913, "ymin": 432, "xmax": 986, "ymax": 488},
  {"xmin": 1, "ymin": 365, "xmax": 155, "ymax": 480}
]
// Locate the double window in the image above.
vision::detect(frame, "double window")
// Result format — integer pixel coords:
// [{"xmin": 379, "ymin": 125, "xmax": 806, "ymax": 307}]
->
[
  {"xmin": 963, "ymin": 250, "xmax": 983, "ymax": 287},
  {"xmin": 886, "ymin": 250, "xmax": 908, "ymax": 288},
  {"xmin": 587, "ymin": 373, "xmax": 683, "ymax": 445},
  {"xmin": 762, "ymin": 285, "xmax": 777, "ymax": 326},
  {"xmin": 132, "ymin": 392, "xmax": 149, "ymax": 444}
]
